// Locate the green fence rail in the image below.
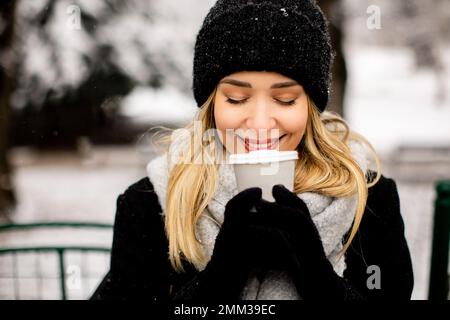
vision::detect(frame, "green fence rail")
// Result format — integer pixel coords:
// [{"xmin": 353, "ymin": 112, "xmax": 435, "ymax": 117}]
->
[
  {"xmin": 0, "ymin": 221, "xmax": 113, "ymax": 232},
  {"xmin": 428, "ymin": 181, "xmax": 450, "ymax": 300},
  {"xmin": 0, "ymin": 221, "xmax": 113, "ymax": 300}
]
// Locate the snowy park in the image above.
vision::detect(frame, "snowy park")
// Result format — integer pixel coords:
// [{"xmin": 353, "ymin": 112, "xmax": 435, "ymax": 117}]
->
[{"xmin": 0, "ymin": 0, "xmax": 449, "ymax": 300}]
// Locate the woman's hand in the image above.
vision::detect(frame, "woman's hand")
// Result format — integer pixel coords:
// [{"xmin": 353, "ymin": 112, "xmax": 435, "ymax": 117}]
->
[
  {"xmin": 253, "ymin": 185, "xmax": 328, "ymax": 265},
  {"xmin": 187, "ymin": 187, "xmax": 262, "ymax": 300},
  {"xmin": 250, "ymin": 185, "xmax": 344, "ymax": 299},
  {"xmin": 208, "ymin": 187, "xmax": 262, "ymax": 272}
]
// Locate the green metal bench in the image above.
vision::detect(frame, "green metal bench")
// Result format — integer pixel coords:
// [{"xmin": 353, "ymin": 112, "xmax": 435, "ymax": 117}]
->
[
  {"xmin": 0, "ymin": 222, "xmax": 112, "ymax": 300},
  {"xmin": 428, "ymin": 181, "xmax": 450, "ymax": 300}
]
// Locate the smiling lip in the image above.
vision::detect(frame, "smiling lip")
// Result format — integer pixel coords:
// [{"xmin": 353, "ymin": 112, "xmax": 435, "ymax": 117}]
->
[{"xmin": 238, "ymin": 134, "xmax": 286, "ymax": 152}]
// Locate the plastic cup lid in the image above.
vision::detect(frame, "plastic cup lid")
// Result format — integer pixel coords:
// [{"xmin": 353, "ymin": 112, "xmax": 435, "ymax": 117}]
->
[{"xmin": 229, "ymin": 150, "xmax": 299, "ymax": 164}]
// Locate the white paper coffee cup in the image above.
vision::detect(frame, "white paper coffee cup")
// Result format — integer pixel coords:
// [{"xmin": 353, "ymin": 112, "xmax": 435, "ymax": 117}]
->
[{"xmin": 229, "ymin": 150, "xmax": 298, "ymax": 202}]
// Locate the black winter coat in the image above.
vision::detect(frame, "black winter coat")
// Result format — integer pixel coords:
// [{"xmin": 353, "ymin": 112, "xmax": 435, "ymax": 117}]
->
[{"xmin": 91, "ymin": 174, "xmax": 414, "ymax": 300}]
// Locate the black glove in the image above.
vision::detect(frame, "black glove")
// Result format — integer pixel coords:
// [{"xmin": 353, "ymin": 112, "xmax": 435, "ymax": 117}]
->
[
  {"xmin": 174, "ymin": 187, "xmax": 262, "ymax": 300},
  {"xmin": 252, "ymin": 185, "xmax": 360, "ymax": 300}
]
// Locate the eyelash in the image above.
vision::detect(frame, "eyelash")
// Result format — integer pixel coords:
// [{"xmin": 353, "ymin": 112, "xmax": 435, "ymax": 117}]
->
[{"xmin": 226, "ymin": 98, "xmax": 296, "ymax": 106}]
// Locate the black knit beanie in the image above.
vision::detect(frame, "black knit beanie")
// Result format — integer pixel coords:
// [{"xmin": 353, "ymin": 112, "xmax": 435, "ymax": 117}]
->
[{"xmin": 192, "ymin": 0, "xmax": 333, "ymax": 112}]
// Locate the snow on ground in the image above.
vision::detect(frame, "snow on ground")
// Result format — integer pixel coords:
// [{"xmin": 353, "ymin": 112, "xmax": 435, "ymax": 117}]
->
[{"xmin": 0, "ymin": 147, "xmax": 151, "ymax": 299}]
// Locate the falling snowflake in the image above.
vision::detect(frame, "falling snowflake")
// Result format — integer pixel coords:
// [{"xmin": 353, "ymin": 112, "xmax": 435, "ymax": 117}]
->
[{"xmin": 280, "ymin": 8, "xmax": 288, "ymax": 17}]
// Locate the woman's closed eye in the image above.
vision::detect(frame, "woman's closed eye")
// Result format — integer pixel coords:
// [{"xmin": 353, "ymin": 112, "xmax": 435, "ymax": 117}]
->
[
  {"xmin": 226, "ymin": 97, "xmax": 247, "ymax": 105},
  {"xmin": 276, "ymin": 99, "xmax": 297, "ymax": 106},
  {"xmin": 226, "ymin": 97, "xmax": 297, "ymax": 106}
]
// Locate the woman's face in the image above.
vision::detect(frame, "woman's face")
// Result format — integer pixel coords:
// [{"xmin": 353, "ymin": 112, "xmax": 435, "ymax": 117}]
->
[{"xmin": 214, "ymin": 71, "xmax": 308, "ymax": 154}]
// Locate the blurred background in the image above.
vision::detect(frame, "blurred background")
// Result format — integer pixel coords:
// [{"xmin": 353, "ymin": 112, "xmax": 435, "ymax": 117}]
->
[{"xmin": 0, "ymin": 0, "xmax": 449, "ymax": 300}]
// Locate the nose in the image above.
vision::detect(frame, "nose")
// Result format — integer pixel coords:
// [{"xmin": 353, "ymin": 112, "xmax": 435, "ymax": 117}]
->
[{"xmin": 245, "ymin": 102, "xmax": 276, "ymax": 136}]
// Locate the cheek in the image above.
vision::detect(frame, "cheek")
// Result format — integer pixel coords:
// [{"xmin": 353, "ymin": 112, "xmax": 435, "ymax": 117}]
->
[
  {"xmin": 214, "ymin": 100, "xmax": 243, "ymax": 150},
  {"xmin": 215, "ymin": 94, "xmax": 237, "ymax": 129},
  {"xmin": 214, "ymin": 106, "xmax": 240, "ymax": 131},
  {"xmin": 281, "ymin": 108, "xmax": 308, "ymax": 147},
  {"xmin": 281, "ymin": 102, "xmax": 307, "ymax": 130}
]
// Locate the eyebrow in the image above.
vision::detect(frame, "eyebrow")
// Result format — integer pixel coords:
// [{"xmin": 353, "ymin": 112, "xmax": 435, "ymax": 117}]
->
[{"xmin": 219, "ymin": 78, "xmax": 299, "ymax": 89}]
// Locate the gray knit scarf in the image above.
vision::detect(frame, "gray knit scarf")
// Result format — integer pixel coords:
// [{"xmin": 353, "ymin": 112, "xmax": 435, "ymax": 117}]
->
[{"xmin": 146, "ymin": 130, "xmax": 369, "ymax": 300}]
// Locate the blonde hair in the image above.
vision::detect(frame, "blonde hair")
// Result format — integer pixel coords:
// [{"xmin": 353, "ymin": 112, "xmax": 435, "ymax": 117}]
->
[{"xmin": 157, "ymin": 88, "xmax": 381, "ymax": 272}]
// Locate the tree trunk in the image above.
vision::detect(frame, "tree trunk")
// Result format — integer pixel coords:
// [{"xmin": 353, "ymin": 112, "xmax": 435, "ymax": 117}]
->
[
  {"xmin": 0, "ymin": 0, "xmax": 17, "ymax": 219},
  {"xmin": 318, "ymin": 0, "xmax": 348, "ymax": 119}
]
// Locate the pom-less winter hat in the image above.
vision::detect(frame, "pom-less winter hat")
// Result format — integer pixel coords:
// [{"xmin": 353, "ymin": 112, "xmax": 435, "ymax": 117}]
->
[{"xmin": 192, "ymin": 0, "xmax": 333, "ymax": 112}]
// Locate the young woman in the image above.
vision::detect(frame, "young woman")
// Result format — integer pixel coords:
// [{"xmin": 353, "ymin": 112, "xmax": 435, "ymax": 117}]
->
[{"xmin": 91, "ymin": 0, "xmax": 413, "ymax": 300}]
